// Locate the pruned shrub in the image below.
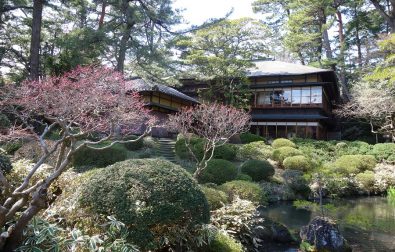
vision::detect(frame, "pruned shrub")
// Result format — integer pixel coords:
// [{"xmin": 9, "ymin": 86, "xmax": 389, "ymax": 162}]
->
[
  {"xmin": 282, "ymin": 169, "xmax": 310, "ymax": 196},
  {"xmin": 240, "ymin": 159, "xmax": 274, "ymax": 182},
  {"xmin": 214, "ymin": 144, "xmax": 237, "ymax": 161},
  {"xmin": 0, "ymin": 153, "xmax": 12, "ymax": 173},
  {"xmin": 14, "ymin": 140, "xmax": 59, "ymax": 166},
  {"xmin": 80, "ymin": 159, "xmax": 210, "ymax": 250},
  {"xmin": 201, "ymin": 186, "xmax": 229, "ymax": 210},
  {"xmin": 333, "ymin": 155, "xmax": 377, "ymax": 175},
  {"xmin": 175, "ymin": 138, "xmax": 236, "ymax": 161},
  {"xmin": 272, "ymin": 138, "xmax": 296, "ymax": 149},
  {"xmin": 122, "ymin": 135, "xmax": 143, "ymax": 151},
  {"xmin": 220, "ymin": 180, "xmax": 266, "ymax": 204},
  {"xmin": 208, "ymin": 232, "xmax": 243, "ymax": 252},
  {"xmin": 72, "ymin": 143, "xmax": 128, "ymax": 168},
  {"xmin": 283, "ymin": 155, "xmax": 313, "ymax": 172},
  {"xmin": 235, "ymin": 173, "xmax": 253, "ymax": 181},
  {"xmin": 355, "ymin": 171, "xmax": 375, "ymax": 193},
  {"xmin": 198, "ymin": 159, "xmax": 238, "ymax": 185},
  {"xmin": 240, "ymin": 132, "xmax": 265, "ymax": 144},
  {"xmin": 2, "ymin": 140, "xmax": 23, "ymax": 155},
  {"xmin": 369, "ymin": 143, "xmax": 395, "ymax": 162},
  {"xmin": 236, "ymin": 141, "xmax": 273, "ymax": 161},
  {"xmin": 272, "ymin": 147, "xmax": 303, "ymax": 164}
]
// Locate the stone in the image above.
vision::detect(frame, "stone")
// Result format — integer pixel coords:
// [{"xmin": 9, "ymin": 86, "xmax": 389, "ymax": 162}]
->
[
  {"xmin": 300, "ymin": 216, "xmax": 351, "ymax": 252},
  {"xmin": 240, "ymin": 211, "xmax": 295, "ymax": 251}
]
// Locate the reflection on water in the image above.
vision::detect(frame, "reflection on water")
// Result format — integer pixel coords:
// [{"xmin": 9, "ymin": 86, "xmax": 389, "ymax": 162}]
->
[{"xmin": 259, "ymin": 197, "xmax": 395, "ymax": 252}]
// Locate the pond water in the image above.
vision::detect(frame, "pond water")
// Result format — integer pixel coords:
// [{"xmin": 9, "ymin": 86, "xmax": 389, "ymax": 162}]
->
[{"xmin": 259, "ymin": 197, "xmax": 395, "ymax": 252}]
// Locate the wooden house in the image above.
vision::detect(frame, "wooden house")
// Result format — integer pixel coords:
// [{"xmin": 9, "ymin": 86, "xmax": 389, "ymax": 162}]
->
[
  {"xmin": 127, "ymin": 77, "xmax": 199, "ymax": 137},
  {"xmin": 179, "ymin": 61, "xmax": 341, "ymax": 140}
]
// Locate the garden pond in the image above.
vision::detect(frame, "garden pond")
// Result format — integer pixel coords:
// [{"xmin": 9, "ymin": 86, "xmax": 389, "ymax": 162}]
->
[{"xmin": 260, "ymin": 197, "xmax": 395, "ymax": 252}]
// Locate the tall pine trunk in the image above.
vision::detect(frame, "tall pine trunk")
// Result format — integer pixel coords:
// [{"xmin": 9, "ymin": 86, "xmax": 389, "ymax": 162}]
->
[
  {"xmin": 29, "ymin": 0, "xmax": 44, "ymax": 80},
  {"xmin": 336, "ymin": 10, "xmax": 350, "ymax": 100}
]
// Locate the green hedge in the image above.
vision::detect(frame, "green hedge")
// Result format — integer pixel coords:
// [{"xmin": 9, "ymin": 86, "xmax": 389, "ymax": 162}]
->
[
  {"xmin": 220, "ymin": 180, "xmax": 266, "ymax": 204},
  {"xmin": 198, "ymin": 159, "xmax": 238, "ymax": 185},
  {"xmin": 239, "ymin": 132, "xmax": 265, "ymax": 144},
  {"xmin": 355, "ymin": 171, "xmax": 375, "ymax": 193},
  {"xmin": 208, "ymin": 232, "xmax": 243, "ymax": 252},
  {"xmin": 235, "ymin": 173, "xmax": 253, "ymax": 181},
  {"xmin": 236, "ymin": 141, "xmax": 273, "ymax": 161},
  {"xmin": 80, "ymin": 159, "xmax": 209, "ymax": 250},
  {"xmin": 72, "ymin": 142, "xmax": 128, "ymax": 168},
  {"xmin": 283, "ymin": 155, "xmax": 313, "ymax": 172},
  {"xmin": 282, "ymin": 169, "xmax": 310, "ymax": 196},
  {"xmin": 272, "ymin": 138, "xmax": 296, "ymax": 149},
  {"xmin": 240, "ymin": 159, "xmax": 274, "ymax": 182},
  {"xmin": 333, "ymin": 155, "xmax": 377, "ymax": 175},
  {"xmin": 369, "ymin": 143, "xmax": 395, "ymax": 161},
  {"xmin": 122, "ymin": 135, "xmax": 143, "ymax": 151},
  {"xmin": 201, "ymin": 185, "xmax": 229, "ymax": 210},
  {"xmin": 272, "ymin": 147, "xmax": 303, "ymax": 164},
  {"xmin": 175, "ymin": 138, "xmax": 236, "ymax": 161},
  {"xmin": 2, "ymin": 140, "xmax": 23, "ymax": 155}
]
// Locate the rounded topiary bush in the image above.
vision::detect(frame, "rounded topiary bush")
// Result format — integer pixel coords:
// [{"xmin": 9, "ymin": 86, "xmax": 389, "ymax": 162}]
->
[
  {"xmin": 236, "ymin": 141, "xmax": 273, "ymax": 161},
  {"xmin": 72, "ymin": 143, "xmax": 128, "ymax": 168},
  {"xmin": 80, "ymin": 159, "xmax": 210, "ymax": 249},
  {"xmin": 272, "ymin": 147, "xmax": 303, "ymax": 164},
  {"xmin": 0, "ymin": 153, "xmax": 12, "ymax": 173},
  {"xmin": 175, "ymin": 137, "xmax": 204, "ymax": 160},
  {"xmin": 175, "ymin": 138, "xmax": 236, "ymax": 161},
  {"xmin": 213, "ymin": 144, "xmax": 237, "ymax": 161},
  {"xmin": 355, "ymin": 171, "xmax": 375, "ymax": 193},
  {"xmin": 369, "ymin": 143, "xmax": 395, "ymax": 162},
  {"xmin": 240, "ymin": 159, "xmax": 275, "ymax": 182},
  {"xmin": 220, "ymin": 180, "xmax": 266, "ymax": 204},
  {"xmin": 198, "ymin": 159, "xmax": 238, "ymax": 185},
  {"xmin": 208, "ymin": 232, "xmax": 243, "ymax": 252},
  {"xmin": 201, "ymin": 185, "xmax": 229, "ymax": 210},
  {"xmin": 283, "ymin": 155, "xmax": 313, "ymax": 172},
  {"xmin": 122, "ymin": 135, "xmax": 143, "ymax": 151},
  {"xmin": 235, "ymin": 173, "xmax": 253, "ymax": 181},
  {"xmin": 333, "ymin": 155, "xmax": 377, "ymax": 175},
  {"xmin": 239, "ymin": 132, "xmax": 265, "ymax": 144},
  {"xmin": 282, "ymin": 169, "xmax": 310, "ymax": 196},
  {"xmin": 272, "ymin": 138, "xmax": 296, "ymax": 149}
]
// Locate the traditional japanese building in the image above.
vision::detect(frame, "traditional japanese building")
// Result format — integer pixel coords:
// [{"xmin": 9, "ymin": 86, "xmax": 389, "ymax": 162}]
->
[
  {"xmin": 128, "ymin": 77, "xmax": 199, "ymax": 113},
  {"xmin": 180, "ymin": 60, "xmax": 341, "ymax": 140},
  {"xmin": 127, "ymin": 77, "xmax": 199, "ymax": 137}
]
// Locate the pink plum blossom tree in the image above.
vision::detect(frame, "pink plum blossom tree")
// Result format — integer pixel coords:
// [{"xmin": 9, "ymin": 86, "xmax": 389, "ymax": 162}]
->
[{"xmin": 0, "ymin": 65, "xmax": 154, "ymax": 251}]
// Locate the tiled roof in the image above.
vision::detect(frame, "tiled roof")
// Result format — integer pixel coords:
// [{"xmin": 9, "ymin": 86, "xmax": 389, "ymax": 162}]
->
[
  {"xmin": 126, "ymin": 78, "xmax": 199, "ymax": 104},
  {"xmin": 247, "ymin": 61, "xmax": 333, "ymax": 77}
]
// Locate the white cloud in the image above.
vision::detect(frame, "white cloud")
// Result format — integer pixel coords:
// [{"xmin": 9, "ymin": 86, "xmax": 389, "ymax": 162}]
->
[{"xmin": 173, "ymin": 0, "xmax": 259, "ymax": 29}]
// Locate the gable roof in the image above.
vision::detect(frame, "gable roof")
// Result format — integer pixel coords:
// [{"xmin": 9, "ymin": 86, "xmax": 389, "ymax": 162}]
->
[
  {"xmin": 126, "ymin": 77, "xmax": 199, "ymax": 104},
  {"xmin": 247, "ymin": 60, "xmax": 333, "ymax": 77}
]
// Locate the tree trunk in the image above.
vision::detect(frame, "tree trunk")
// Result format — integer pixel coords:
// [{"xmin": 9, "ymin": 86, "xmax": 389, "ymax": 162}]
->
[
  {"xmin": 336, "ymin": 10, "xmax": 350, "ymax": 100},
  {"xmin": 115, "ymin": 0, "xmax": 134, "ymax": 73},
  {"xmin": 29, "ymin": 0, "xmax": 44, "ymax": 80},
  {"xmin": 370, "ymin": 0, "xmax": 395, "ymax": 33},
  {"xmin": 354, "ymin": 5, "xmax": 363, "ymax": 66},
  {"xmin": 322, "ymin": 29, "xmax": 333, "ymax": 59},
  {"xmin": 98, "ymin": 0, "xmax": 106, "ymax": 29},
  {"xmin": 116, "ymin": 24, "xmax": 133, "ymax": 73},
  {"xmin": 1, "ymin": 187, "xmax": 48, "ymax": 252}
]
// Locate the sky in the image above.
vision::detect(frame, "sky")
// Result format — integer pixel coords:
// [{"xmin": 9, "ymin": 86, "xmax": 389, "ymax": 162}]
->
[{"xmin": 173, "ymin": 0, "xmax": 260, "ymax": 28}]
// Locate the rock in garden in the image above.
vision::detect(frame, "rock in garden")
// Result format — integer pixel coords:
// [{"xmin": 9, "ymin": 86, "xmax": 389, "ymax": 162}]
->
[{"xmin": 300, "ymin": 216, "xmax": 351, "ymax": 252}]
